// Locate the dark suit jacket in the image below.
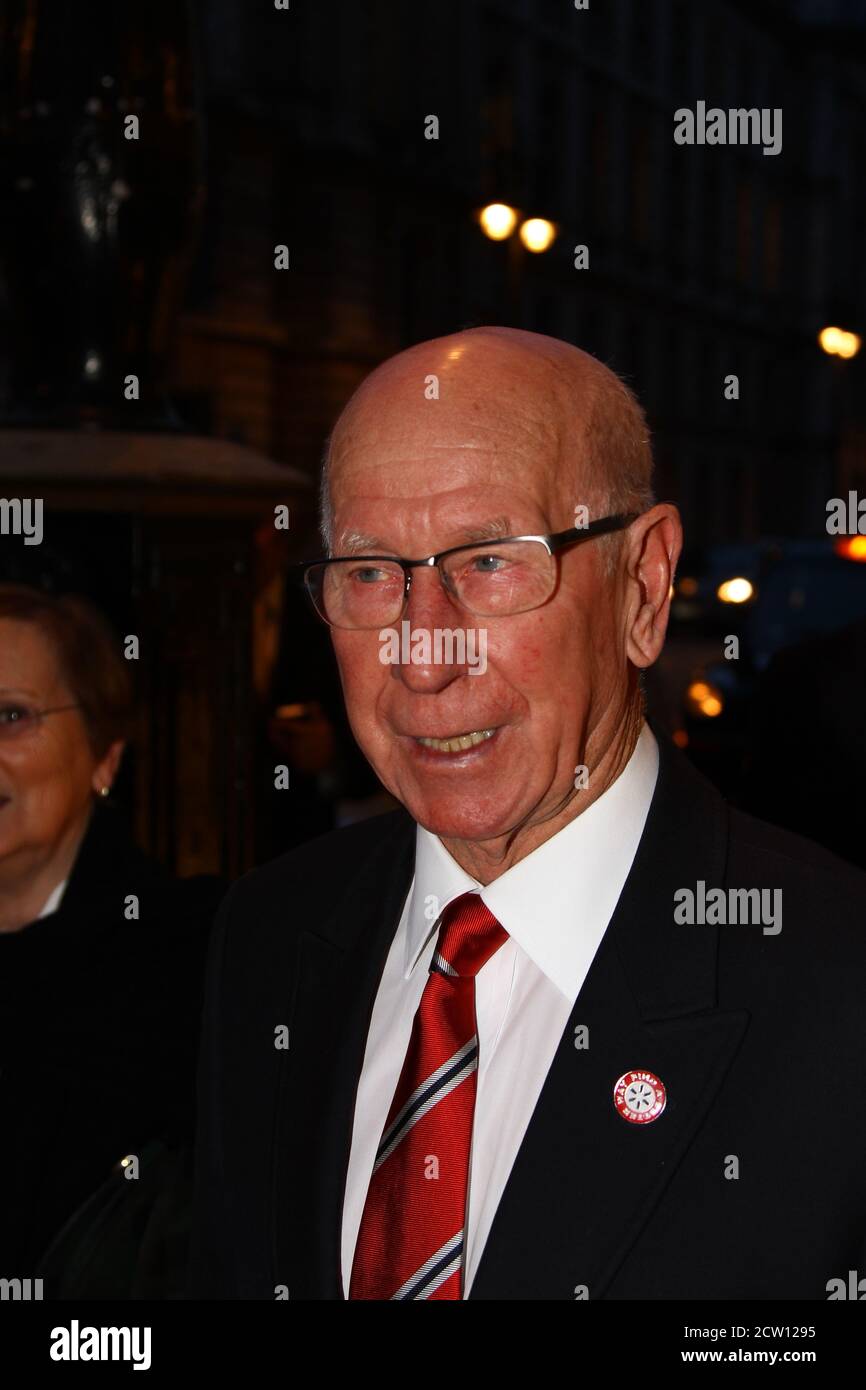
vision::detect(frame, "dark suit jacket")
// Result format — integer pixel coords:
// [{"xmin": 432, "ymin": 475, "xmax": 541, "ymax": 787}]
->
[
  {"xmin": 0, "ymin": 803, "xmax": 224, "ymax": 1288},
  {"xmin": 186, "ymin": 733, "xmax": 866, "ymax": 1299}
]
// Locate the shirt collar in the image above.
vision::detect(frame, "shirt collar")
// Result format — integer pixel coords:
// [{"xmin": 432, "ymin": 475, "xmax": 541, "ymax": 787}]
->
[
  {"xmin": 36, "ymin": 877, "xmax": 68, "ymax": 920},
  {"xmin": 404, "ymin": 722, "xmax": 660, "ymax": 998}
]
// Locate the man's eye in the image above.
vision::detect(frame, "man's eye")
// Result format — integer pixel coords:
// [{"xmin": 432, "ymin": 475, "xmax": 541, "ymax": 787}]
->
[
  {"xmin": 349, "ymin": 566, "xmax": 395, "ymax": 584},
  {"xmin": 470, "ymin": 553, "xmax": 508, "ymax": 574}
]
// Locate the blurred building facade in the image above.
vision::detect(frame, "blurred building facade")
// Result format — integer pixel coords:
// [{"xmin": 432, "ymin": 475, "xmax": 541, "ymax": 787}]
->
[
  {"xmin": 172, "ymin": 0, "xmax": 866, "ymax": 550},
  {"xmin": 1, "ymin": 0, "xmax": 863, "ymax": 867}
]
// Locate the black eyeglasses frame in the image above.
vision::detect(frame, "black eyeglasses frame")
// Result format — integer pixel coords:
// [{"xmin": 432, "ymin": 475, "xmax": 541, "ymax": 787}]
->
[{"xmin": 292, "ymin": 512, "xmax": 640, "ymax": 627}]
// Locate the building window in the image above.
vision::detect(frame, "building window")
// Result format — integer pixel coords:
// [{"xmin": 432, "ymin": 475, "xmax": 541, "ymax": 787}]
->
[
  {"xmin": 629, "ymin": 102, "xmax": 652, "ymax": 252},
  {"xmin": 670, "ymin": 1, "xmax": 692, "ymax": 88},
  {"xmin": 535, "ymin": 51, "xmax": 564, "ymax": 209},
  {"xmin": 630, "ymin": 5, "xmax": 655, "ymax": 80},
  {"xmin": 763, "ymin": 194, "xmax": 782, "ymax": 292},
  {"xmin": 736, "ymin": 177, "xmax": 753, "ymax": 285},
  {"xmin": 589, "ymin": 78, "xmax": 611, "ymax": 236}
]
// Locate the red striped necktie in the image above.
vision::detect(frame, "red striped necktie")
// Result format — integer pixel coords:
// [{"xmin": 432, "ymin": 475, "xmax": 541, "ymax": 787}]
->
[{"xmin": 349, "ymin": 892, "xmax": 509, "ymax": 1300}]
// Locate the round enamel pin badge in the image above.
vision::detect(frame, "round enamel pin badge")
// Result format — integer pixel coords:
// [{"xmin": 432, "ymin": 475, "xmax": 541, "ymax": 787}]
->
[{"xmin": 613, "ymin": 1069, "xmax": 667, "ymax": 1125}]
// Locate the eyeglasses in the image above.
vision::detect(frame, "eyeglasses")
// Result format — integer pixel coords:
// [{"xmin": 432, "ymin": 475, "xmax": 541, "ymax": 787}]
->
[
  {"xmin": 0, "ymin": 701, "xmax": 80, "ymax": 742},
  {"xmin": 295, "ymin": 513, "xmax": 638, "ymax": 630}
]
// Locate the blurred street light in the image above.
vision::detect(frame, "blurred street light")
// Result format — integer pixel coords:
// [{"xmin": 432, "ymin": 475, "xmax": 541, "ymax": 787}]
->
[
  {"xmin": 835, "ymin": 536, "xmax": 866, "ymax": 562},
  {"xmin": 686, "ymin": 680, "xmax": 724, "ymax": 719},
  {"xmin": 717, "ymin": 576, "xmax": 755, "ymax": 604},
  {"xmin": 478, "ymin": 202, "xmax": 519, "ymax": 241},
  {"xmin": 818, "ymin": 325, "xmax": 861, "ymax": 359},
  {"xmin": 519, "ymin": 217, "xmax": 556, "ymax": 252}
]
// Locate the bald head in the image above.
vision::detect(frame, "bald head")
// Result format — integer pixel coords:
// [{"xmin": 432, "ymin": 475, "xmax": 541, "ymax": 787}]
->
[{"xmin": 320, "ymin": 327, "xmax": 654, "ymax": 551}]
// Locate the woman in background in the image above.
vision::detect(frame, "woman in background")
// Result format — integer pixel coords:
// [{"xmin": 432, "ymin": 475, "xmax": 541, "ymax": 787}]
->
[{"xmin": 0, "ymin": 584, "xmax": 224, "ymax": 1296}]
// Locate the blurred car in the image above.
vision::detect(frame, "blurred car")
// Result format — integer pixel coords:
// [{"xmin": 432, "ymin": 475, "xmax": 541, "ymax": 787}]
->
[{"xmin": 647, "ymin": 535, "xmax": 866, "ymax": 793}]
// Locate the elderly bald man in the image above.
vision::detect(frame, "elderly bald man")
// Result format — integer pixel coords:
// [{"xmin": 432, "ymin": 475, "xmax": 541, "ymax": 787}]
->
[{"xmin": 188, "ymin": 328, "xmax": 866, "ymax": 1302}]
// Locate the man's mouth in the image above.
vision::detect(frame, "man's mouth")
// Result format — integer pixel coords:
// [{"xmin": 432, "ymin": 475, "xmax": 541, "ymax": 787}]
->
[{"xmin": 414, "ymin": 727, "xmax": 497, "ymax": 754}]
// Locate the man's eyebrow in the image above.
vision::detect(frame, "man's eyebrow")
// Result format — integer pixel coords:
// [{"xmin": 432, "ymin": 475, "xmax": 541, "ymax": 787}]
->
[
  {"xmin": 339, "ymin": 531, "xmax": 385, "ymax": 553},
  {"xmin": 453, "ymin": 517, "xmax": 514, "ymax": 544},
  {"xmin": 337, "ymin": 517, "xmax": 515, "ymax": 555}
]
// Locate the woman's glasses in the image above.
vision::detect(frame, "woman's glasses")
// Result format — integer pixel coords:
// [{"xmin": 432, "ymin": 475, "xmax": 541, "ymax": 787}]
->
[{"xmin": 0, "ymin": 702, "xmax": 79, "ymax": 742}]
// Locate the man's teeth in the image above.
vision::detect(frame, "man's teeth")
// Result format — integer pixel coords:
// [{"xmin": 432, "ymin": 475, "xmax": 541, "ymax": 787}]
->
[{"xmin": 417, "ymin": 728, "xmax": 496, "ymax": 753}]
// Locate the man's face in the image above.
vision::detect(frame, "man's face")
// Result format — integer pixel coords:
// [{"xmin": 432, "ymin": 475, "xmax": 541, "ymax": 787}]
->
[{"xmin": 327, "ymin": 345, "xmax": 633, "ymax": 849}]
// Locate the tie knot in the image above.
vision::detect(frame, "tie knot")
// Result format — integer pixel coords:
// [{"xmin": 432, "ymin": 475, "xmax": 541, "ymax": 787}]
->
[{"xmin": 432, "ymin": 892, "xmax": 508, "ymax": 980}]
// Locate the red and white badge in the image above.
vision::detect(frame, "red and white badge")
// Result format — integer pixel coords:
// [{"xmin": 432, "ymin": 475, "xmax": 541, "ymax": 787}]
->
[{"xmin": 613, "ymin": 1069, "xmax": 667, "ymax": 1124}]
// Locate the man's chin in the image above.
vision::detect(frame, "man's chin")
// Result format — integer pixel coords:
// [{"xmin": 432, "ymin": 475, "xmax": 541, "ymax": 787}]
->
[{"xmin": 400, "ymin": 795, "xmax": 519, "ymax": 848}]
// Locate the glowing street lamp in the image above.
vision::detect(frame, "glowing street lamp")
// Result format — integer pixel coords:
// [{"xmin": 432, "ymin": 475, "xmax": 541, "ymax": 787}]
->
[
  {"xmin": 717, "ymin": 576, "xmax": 754, "ymax": 604},
  {"xmin": 478, "ymin": 203, "xmax": 519, "ymax": 241},
  {"xmin": 686, "ymin": 680, "xmax": 724, "ymax": 719},
  {"xmin": 519, "ymin": 217, "xmax": 556, "ymax": 253},
  {"xmin": 835, "ymin": 536, "xmax": 866, "ymax": 563},
  {"xmin": 818, "ymin": 326, "xmax": 861, "ymax": 360}
]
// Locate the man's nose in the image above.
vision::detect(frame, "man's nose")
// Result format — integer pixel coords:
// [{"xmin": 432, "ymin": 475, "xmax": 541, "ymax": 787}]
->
[{"xmin": 395, "ymin": 568, "xmax": 473, "ymax": 692}]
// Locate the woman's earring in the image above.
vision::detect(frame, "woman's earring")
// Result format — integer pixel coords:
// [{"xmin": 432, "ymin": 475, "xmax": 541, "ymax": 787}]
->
[{"xmin": 99, "ymin": 786, "xmax": 110, "ymax": 798}]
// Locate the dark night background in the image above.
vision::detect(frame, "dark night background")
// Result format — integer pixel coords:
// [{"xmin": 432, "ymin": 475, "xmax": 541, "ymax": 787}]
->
[{"xmin": 1, "ymin": 0, "xmax": 865, "ymax": 871}]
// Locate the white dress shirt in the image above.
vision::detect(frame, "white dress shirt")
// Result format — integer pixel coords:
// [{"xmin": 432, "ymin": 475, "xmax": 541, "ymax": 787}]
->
[
  {"xmin": 36, "ymin": 877, "xmax": 68, "ymax": 920},
  {"xmin": 341, "ymin": 722, "xmax": 660, "ymax": 1297}
]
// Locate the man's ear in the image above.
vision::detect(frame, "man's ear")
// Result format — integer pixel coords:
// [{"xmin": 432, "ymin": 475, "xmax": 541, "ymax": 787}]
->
[{"xmin": 624, "ymin": 504, "xmax": 683, "ymax": 670}]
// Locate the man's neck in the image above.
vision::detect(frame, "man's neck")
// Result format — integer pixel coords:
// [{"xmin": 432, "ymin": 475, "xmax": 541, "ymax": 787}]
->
[{"xmin": 439, "ymin": 705, "xmax": 644, "ymax": 885}]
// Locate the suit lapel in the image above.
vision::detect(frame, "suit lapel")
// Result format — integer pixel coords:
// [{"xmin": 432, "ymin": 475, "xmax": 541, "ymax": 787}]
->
[
  {"xmin": 271, "ymin": 814, "xmax": 415, "ymax": 1299},
  {"xmin": 468, "ymin": 737, "xmax": 750, "ymax": 1299}
]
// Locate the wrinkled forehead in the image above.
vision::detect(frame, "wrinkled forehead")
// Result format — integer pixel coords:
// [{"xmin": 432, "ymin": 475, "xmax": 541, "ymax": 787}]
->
[{"xmin": 328, "ymin": 361, "xmax": 595, "ymax": 518}]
